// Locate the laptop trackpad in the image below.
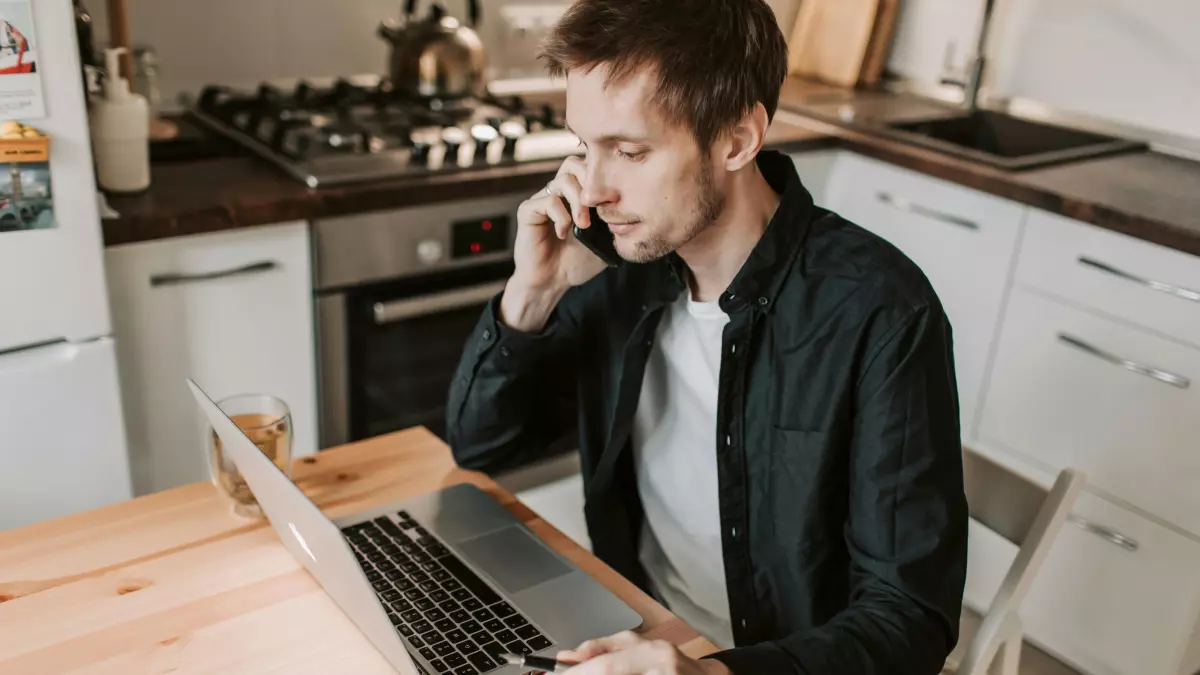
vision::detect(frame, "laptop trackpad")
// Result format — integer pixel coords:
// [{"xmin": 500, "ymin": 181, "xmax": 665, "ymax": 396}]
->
[{"xmin": 456, "ymin": 527, "xmax": 572, "ymax": 594}]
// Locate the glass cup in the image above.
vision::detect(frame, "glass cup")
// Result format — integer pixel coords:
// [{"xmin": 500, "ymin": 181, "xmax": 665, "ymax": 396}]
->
[{"xmin": 208, "ymin": 394, "xmax": 293, "ymax": 519}]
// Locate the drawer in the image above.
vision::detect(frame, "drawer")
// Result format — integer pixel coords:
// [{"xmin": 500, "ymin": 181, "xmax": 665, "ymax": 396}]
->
[
  {"xmin": 1017, "ymin": 209, "xmax": 1200, "ymax": 348},
  {"xmin": 979, "ymin": 287, "xmax": 1200, "ymax": 536},
  {"xmin": 961, "ymin": 445, "xmax": 1200, "ymax": 675},
  {"xmin": 826, "ymin": 153, "xmax": 1025, "ymax": 438}
]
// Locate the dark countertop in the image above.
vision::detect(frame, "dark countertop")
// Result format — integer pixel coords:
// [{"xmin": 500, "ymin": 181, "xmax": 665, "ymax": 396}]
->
[{"xmin": 104, "ymin": 79, "xmax": 1200, "ymax": 258}]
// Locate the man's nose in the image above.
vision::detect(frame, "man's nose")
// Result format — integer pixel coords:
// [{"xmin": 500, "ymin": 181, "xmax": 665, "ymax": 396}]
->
[{"xmin": 580, "ymin": 163, "xmax": 616, "ymax": 208}]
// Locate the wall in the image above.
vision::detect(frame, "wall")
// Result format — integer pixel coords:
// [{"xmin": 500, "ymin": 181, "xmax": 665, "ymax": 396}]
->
[
  {"xmin": 885, "ymin": 0, "xmax": 1200, "ymax": 143},
  {"xmin": 83, "ymin": 0, "xmax": 802, "ymax": 111},
  {"xmin": 83, "ymin": 0, "xmax": 1199, "ymax": 144}
]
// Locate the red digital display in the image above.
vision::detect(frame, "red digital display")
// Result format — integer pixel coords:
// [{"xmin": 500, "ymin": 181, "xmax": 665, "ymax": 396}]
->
[{"xmin": 452, "ymin": 215, "xmax": 509, "ymax": 258}]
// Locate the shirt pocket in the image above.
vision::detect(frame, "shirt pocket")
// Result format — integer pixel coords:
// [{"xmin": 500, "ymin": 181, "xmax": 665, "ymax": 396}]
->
[{"xmin": 767, "ymin": 426, "xmax": 848, "ymax": 552}]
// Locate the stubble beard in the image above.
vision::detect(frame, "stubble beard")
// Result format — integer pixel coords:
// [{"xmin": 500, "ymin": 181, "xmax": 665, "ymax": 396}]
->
[{"xmin": 621, "ymin": 159, "xmax": 726, "ymax": 264}]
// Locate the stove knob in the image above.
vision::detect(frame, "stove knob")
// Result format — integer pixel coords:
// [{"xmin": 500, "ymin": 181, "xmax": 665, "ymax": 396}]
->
[
  {"xmin": 441, "ymin": 127, "xmax": 467, "ymax": 163},
  {"xmin": 499, "ymin": 120, "xmax": 526, "ymax": 157},
  {"xmin": 417, "ymin": 239, "xmax": 444, "ymax": 265},
  {"xmin": 471, "ymin": 124, "xmax": 499, "ymax": 160},
  {"xmin": 411, "ymin": 141, "xmax": 431, "ymax": 163}
]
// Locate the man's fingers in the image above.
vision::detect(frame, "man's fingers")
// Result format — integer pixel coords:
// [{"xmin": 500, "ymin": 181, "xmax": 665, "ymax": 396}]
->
[
  {"xmin": 563, "ymin": 639, "xmax": 677, "ymax": 675},
  {"xmin": 560, "ymin": 632, "xmax": 645, "ymax": 664},
  {"xmin": 555, "ymin": 172, "xmax": 590, "ymax": 229},
  {"xmin": 546, "ymin": 195, "xmax": 573, "ymax": 240}
]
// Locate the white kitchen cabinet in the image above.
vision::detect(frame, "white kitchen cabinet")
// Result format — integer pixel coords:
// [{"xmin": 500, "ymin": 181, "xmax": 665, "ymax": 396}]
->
[
  {"xmin": 824, "ymin": 153, "xmax": 1026, "ymax": 438},
  {"xmin": 979, "ymin": 286, "xmax": 1200, "ymax": 537},
  {"xmin": 105, "ymin": 223, "xmax": 318, "ymax": 496},
  {"xmin": 961, "ymin": 441, "xmax": 1200, "ymax": 675},
  {"xmin": 1016, "ymin": 209, "xmax": 1200, "ymax": 349}
]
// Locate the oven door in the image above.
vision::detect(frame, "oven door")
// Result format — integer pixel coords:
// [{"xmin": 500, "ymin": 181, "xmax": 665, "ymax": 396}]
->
[{"xmin": 319, "ymin": 260, "xmax": 514, "ymax": 447}]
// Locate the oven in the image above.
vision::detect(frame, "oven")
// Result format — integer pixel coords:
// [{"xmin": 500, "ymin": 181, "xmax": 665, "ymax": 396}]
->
[{"xmin": 314, "ymin": 194, "xmax": 525, "ymax": 448}]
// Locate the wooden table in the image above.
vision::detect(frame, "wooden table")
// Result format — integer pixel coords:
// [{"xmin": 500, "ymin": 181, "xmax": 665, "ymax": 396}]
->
[{"xmin": 0, "ymin": 428, "xmax": 715, "ymax": 674}]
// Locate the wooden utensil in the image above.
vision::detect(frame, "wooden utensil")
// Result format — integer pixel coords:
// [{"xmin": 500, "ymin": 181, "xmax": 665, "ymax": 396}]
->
[
  {"xmin": 788, "ymin": 0, "xmax": 881, "ymax": 88},
  {"xmin": 858, "ymin": 0, "xmax": 901, "ymax": 88}
]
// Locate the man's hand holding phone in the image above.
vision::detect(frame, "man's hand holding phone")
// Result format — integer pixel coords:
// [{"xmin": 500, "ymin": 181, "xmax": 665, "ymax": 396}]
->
[{"xmin": 501, "ymin": 157, "xmax": 612, "ymax": 333}]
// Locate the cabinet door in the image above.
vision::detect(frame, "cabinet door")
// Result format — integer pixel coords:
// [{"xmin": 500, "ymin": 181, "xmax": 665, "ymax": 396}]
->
[
  {"xmin": 979, "ymin": 287, "xmax": 1200, "ymax": 537},
  {"xmin": 825, "ymin": 153, "xmax": 1026, "ymax": 437},
  {"xmin": 106, "ymin": 223, "xmax": 318, "ymax": 495}
]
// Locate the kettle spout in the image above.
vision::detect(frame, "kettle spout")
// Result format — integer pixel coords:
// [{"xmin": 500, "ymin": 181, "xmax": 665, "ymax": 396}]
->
[{"xmin": 378, "ymin": 19, "xmax": 404, "ymax": 42}]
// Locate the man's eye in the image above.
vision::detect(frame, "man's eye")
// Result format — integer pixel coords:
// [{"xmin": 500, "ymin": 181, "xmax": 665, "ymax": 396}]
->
[{"xmin": 617, "ymin": 149, "xmax": 645, "ymax": 161}]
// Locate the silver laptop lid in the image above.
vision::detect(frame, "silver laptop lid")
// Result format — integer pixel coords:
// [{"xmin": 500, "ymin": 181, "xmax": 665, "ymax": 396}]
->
[{"xmin": 187, "ymin": 378, "xmax": 418, "ymax": 674}]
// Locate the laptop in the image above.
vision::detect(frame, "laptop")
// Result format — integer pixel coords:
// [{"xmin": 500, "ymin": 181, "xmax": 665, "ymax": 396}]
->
[{"xmin": 188, "ymin": 378, "xmax": 641, "ymax": 675}]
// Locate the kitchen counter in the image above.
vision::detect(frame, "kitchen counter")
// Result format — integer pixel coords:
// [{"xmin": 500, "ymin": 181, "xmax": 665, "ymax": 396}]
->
[
  {"xmin": 103, "ymin": 78, "xmax": 1200, "ymax": 258},
  {"xmin": 0, "ymin": 427, "xmax": 715, "ymax": 673}
]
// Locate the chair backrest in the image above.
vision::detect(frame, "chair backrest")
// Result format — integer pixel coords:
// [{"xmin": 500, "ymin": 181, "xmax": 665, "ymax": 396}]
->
[
  {"xmin": 962, "ymin": 447, "xmax": 1085, "ymax": 611},
  {"xmin": 955, "ymin": 448, "xmax": 1085, "ymax": 675}
]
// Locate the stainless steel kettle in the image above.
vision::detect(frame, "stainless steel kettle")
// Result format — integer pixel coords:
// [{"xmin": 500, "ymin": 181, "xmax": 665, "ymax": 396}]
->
[{"xmin": 378, "ymin": 0, "xmax": 486, "ymax": 100}]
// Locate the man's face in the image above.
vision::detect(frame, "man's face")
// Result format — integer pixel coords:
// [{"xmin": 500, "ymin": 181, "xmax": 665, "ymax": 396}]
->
[{"xmin": 565, "ymin": 66, "xmax": 726, "ymax": 263}]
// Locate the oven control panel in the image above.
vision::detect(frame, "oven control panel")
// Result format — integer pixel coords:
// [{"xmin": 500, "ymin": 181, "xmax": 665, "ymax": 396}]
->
[{"xmin": 451, "ymin": 215, "xmax": 511, "ymax": 259}]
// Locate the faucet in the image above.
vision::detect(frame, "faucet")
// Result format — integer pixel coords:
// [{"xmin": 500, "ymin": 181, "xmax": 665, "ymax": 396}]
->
[{"xmin": 940, "ymin": 0, "xmax": 1000, "ymax": 113}]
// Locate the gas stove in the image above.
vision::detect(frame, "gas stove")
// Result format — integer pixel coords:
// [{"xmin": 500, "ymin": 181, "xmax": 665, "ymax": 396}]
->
[{"xmin": 190, "ymin": 75, "xmax": 581, "ymax": 187}]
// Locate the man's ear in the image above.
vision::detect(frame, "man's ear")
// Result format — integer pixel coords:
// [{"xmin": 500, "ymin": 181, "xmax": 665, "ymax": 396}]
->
[{"xmin": 724, "ymin": 102, "xmax": 769, "ymax": 172}]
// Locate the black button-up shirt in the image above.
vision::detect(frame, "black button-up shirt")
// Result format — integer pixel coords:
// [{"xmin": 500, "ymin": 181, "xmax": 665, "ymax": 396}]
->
[{"xmin": 447, "ymin": 150, "xmax": 968, "ymax": 674}]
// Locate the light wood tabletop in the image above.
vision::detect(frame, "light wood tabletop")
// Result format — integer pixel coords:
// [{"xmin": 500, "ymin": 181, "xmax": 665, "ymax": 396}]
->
[{"xmin": 0, "ymin": 428, "xmax": 715, "ymax": 674}]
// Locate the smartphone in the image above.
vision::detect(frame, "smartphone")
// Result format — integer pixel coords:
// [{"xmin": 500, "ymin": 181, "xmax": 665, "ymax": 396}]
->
[{"xmin": 573, "ymin": 207, "xmax": 622, "ymax": 268}]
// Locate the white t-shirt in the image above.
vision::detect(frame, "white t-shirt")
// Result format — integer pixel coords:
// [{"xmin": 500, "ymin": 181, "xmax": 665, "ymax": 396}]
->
[{"xmin": 632, "ymin": 289, "xmax": 734, "ymax": 650}]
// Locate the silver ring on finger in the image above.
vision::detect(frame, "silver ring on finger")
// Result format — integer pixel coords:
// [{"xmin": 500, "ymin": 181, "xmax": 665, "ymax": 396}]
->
[{"xmin": 543, "ymin": 183, "xmax": 555, "ymax": 197}]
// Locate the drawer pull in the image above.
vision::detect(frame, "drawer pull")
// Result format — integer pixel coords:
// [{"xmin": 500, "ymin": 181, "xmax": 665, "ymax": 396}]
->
[
  {"xmin": 1057, "ymin": 333, "xmax": 1190, "ymax": 389},
  {"xmin": 1068, "ymin": 515, "xmax": 1139, "ymax": 552},
  {"xmin": 151, "ymin": 261, "xmax": 279, "ymax": 287},
  {"xmin": 1078, "ymin": 257, "xmax": 1200, "ymax": 303},
  {"xmin": 876, "ymin": 192, "xmax": 980, "ymax": 231}
]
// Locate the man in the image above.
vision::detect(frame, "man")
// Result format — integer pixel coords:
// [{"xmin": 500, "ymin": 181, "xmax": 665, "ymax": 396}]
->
[{"xmin": 446, "ymin": 0, "xmax": 968, "ymax": 673}]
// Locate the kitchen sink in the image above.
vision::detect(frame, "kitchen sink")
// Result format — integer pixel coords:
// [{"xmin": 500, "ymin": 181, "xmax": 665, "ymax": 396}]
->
[{"xmin": 884, "ymin": 110, "xmax": 1148, "ymax": 170}]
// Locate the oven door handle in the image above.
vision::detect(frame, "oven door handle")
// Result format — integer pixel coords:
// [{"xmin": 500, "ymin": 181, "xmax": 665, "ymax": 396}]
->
[{"xmin": 373, "ymin": 280, "xmax": 510, "ymax": 325}]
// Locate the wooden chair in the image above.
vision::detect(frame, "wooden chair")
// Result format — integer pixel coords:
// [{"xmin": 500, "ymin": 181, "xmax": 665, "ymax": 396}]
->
[{"xmin": 944, "ymin": 448, "xmax": 1085, "ymax": 675}]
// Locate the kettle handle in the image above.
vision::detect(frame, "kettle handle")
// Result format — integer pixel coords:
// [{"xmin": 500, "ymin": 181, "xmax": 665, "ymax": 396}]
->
[{"xmin": 404, "ymin": 0, "xmax": 480, "ymax": 26}]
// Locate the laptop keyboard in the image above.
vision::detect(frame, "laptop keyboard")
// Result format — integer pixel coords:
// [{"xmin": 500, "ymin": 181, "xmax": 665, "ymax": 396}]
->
[{"xmin": 343, "ymin": 512, "xmax": 554, "ymax": 675}]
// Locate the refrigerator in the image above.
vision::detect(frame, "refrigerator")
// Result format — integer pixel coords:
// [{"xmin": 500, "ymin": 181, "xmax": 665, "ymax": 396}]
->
[{"xmin": 0, "ymin": 0, "xmax": 132, "ymax": 530}]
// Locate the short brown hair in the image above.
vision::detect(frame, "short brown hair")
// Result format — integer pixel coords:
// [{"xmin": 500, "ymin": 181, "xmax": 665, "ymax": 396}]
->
[{"xmin": 540, "ymin": 0, "xmax": 789, "ymax": 148}]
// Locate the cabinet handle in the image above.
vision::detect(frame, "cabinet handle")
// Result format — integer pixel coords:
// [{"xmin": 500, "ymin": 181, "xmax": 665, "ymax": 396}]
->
[
  {"xmin": 1068, "ymin": 515, "xmax": 1140, "ymax": 552},
  {"xmin": 1057, "ymin": 333, "xmax": 1190, "ymax": 389},
  {"xmin": 151, "ymin": 261, "xmax": 279, "ymax": 287},
  {"xmin": 876, "ymin": 192, "xmax": 979, "ymax": 231},
  {"xmin": 1078, "ymin": 256, "xmax": 1200, "ymax": 303}
]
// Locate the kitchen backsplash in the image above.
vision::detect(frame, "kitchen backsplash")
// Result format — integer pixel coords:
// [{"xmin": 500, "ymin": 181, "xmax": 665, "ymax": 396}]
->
[{"xmin": 83, "ymin": 0, "xmax": 1196, "ymax": 145}]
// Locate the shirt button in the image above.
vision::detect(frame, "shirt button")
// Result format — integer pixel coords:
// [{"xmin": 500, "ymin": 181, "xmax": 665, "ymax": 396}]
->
[
  {"xmin": 482, "ymin": 329, "xmax": 493, "ymax": 340},
  {"xmin": 725, "ymin": 435, "xmax": 731, "ymax": 447},
  {"xmin": 741, "ymin": 618, "xmax": 747, "ymax": 629},
  {"xmin": 757, "ymin": 297, "xmax": 769, "ymax": 307},
  {"xmin": 731, "ymin": 526, "xmax": 738, "ymax": 538},
  {"xmin": 730, "ymin": 344, "xmax": 737, "ymax": 354},
  {"xmin": 500, "ymin": 346, "xmax": 512, "ymax": 358}
]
